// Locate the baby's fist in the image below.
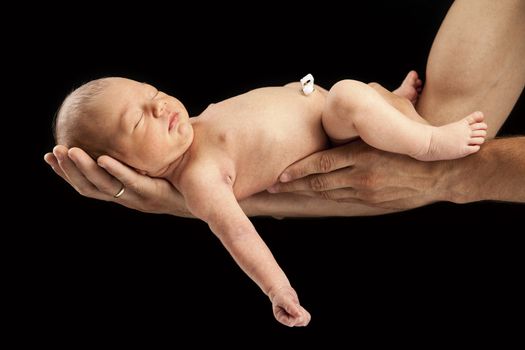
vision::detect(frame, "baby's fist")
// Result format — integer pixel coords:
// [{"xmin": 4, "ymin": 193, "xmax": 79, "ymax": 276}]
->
[{"xmin": 269, "ymin": 286, "xmax": 311, "ymax": 327}]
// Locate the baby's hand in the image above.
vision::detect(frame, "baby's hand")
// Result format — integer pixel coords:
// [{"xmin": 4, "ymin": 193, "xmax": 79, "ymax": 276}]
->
[{"xmin": 269, "ymin": 286, "xmax": 311, "ymax": 327}]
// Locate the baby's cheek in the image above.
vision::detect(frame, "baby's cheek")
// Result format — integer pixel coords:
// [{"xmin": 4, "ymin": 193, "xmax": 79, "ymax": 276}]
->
[{"xmin": 178, "ymin": 122, "xmax": 191, "ymax": 137}]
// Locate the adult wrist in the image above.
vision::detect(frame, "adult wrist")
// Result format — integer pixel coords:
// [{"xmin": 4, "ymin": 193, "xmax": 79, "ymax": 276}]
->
[{"xmin": 442, "ymin": 153, "xmax": 486, "ymax": 204}]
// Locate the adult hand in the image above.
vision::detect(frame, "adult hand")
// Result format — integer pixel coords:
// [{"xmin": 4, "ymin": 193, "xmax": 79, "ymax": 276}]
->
[
  {"xmin": 268, "ymin": 140, "xmax": 449, "ymax": 210},
  {"xmin": 44, "ymin": 145, "xmax": 190, "ymax": 216}
]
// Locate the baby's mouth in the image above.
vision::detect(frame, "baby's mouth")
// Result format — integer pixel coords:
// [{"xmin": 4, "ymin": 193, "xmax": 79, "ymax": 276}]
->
[{"xmin": 168, "ymin": 112, "xmax": 179, "ymax": 132}]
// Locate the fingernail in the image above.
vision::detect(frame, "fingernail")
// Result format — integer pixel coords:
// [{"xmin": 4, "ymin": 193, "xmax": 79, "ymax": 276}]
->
[
  {"xmin": 267, "ymin": 185, "xmax": 278, "ymax": 193},
  {"xmin": 280, "ymin": 173, "xmax": 291, "ymax": 182},
  {"xmin": 97, "ymin": 161, "xmax": 106, "ymax": 169}
]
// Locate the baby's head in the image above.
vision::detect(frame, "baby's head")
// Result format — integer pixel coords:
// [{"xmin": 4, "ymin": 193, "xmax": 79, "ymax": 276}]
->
[{"xmin": 54, "ymin": 77, "xmax": 193, "ymax": 177}]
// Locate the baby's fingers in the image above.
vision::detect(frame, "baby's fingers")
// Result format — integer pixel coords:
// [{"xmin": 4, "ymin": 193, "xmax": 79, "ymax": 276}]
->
[
  {"xmin": 274, "ymin": 307, "xmax": 297, "ymax": 327},
  {"xmin": 294, "ymin": 306, "xmax": 311, "ymax": 327},
  {"xmin": 273, "ymin": 303, "xmax": 311, "ymax": 327}
]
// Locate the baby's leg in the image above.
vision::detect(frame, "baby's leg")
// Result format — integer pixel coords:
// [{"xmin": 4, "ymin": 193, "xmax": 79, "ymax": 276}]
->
[
  {"xmin": 368, "ymin": 81, "xmax": 428, "ymax": 124},
  {"xmin": 322, "ymin": 80, "xmax": 487, "ymax": 161},
  {"xmin": 392, "ymin": 70, "xmax": 422, "ymax": 105}
]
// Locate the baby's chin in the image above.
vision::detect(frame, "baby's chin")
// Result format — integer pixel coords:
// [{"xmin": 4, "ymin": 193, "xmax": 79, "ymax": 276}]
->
[{"xmin": 147, "ymin": 162, "xmax": 173, "ymax": 178}]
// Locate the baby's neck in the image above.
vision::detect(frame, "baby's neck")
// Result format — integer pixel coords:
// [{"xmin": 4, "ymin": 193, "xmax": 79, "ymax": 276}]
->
[
  {"xmin": 159, "ymin": 148, "xmax": 191, "ymax": 185},
  {"xmin": 159, "ymin": 116, "xmax": 199, "ymax": 183}
]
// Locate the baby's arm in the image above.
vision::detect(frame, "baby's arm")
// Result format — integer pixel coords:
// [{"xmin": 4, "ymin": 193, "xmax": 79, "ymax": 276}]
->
[{"xmin": 181, "ymin": 170, "xmax": 311, "ymax": 327}]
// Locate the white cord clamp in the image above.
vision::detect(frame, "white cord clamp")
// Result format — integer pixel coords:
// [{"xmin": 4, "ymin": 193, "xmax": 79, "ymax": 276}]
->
[{"xmin": 300, "ymin": 73, "xmax": 315, "ymax": 96}]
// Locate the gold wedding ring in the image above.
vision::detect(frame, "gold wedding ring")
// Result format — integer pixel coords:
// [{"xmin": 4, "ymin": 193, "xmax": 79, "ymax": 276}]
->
[{"xmin": 114, "ymin": 185, "xmax": 125, "ymax": 198}]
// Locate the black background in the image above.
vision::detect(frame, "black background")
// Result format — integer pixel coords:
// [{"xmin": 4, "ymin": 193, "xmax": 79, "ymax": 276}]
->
[{"xmin": 24, "ymin": 0, "xmax": 524, "ymax": 344}]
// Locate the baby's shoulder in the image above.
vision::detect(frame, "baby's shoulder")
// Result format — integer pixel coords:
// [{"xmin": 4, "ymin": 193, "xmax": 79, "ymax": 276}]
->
[{"xmin": 179, "ymin": 156, "xmax": 234, "ymax": 190}]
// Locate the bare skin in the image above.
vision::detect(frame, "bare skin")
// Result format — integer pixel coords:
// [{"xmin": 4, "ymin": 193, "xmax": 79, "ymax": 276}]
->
[
  {"xmin": 44, "ymin": 1, "xmax": 525, "ymax": 219},
  {"xmin": 52, "ymin": 71, "xmax": 463, "ymax": 327},
  {"xmin": 393, "ymin": 70, "xmax": 422, "ymax": 105},
  {"xmin": 418, "ymin": 0, "xmax": 525, "ymax": 136},
  {"xmin": 270, "ymin": 0, "xmax": 525, "ymax": 205},
  {"xmin": 43, "ymin": 0, "xmax": 525, "ymax": 326},
  {"xmin": 322, "ymin": 78, "xmax": 486, "ymax": 161}
]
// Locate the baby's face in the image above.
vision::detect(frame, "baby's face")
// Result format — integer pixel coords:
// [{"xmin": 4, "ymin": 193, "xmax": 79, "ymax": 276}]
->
[{"xmin": 92, "ymin": 78, "xmax": 193, "ymax": 176}]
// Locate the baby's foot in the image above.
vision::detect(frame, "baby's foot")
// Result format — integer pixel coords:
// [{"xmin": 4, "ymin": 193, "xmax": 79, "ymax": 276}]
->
[
  {"xmin": 393, "ymin": 70, "xmax": 422, "ymax": 105},
  {"xmin": 413, "ymin": 111, "xmax": 488, "ymax": 161}
]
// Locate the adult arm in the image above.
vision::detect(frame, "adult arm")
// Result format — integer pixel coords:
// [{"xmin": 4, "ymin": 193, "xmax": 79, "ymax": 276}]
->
[
  {"xmin": 45, "ymin": 146, "xmax": 393, "ymax": 217},
  {"xmin": 269, "ymin": 137, "xmax": 525, "ymax": 209},
  {"xmin": 45, "ymin": 0, "xmax": 525, "ymax": 216},
  {"xmin": 270, "ymin": 0, "xmax": 525, "ymax": 208}
]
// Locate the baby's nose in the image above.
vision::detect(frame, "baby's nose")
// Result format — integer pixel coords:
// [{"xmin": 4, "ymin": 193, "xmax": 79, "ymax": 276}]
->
[{"xmin": 153, "ymin": 101, "xmax": 167, "ymax": 117}]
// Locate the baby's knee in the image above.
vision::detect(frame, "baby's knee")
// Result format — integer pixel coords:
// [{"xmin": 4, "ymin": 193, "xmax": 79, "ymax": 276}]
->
[{"xmin": 327, "ymin": 80, "xmax": 371, "ymax": 112}]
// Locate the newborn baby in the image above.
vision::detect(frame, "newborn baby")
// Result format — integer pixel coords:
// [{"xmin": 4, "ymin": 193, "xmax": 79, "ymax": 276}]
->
[{"xmin": 54, "ymin": 73, "xmax": 486, "ymax": 327}]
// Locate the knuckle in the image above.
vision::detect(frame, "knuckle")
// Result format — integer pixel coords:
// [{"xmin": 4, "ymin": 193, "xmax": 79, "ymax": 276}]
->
[
  {"xmin": 358, "ymin": 174, "xmax": 377, "ymax": 190},
  {"xmin": 319, "ymin": 191, "xmax": 332, "ymax": 200},
  {"xmin": 318, "ymin": 153, "xmax": 334, "ymax": 173},
  {"xmin": 309, "ymin": 176, "xmax": 326, "ymax": 191},
  {"xmin": 126, "ymin": 179, "xmax": 139, "ymax": 192}
]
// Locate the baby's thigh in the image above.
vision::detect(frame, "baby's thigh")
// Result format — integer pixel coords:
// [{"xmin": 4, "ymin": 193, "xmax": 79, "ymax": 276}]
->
[{"xmin": 368, "ymin": 83, "xmax": 428, "ymax": 125}]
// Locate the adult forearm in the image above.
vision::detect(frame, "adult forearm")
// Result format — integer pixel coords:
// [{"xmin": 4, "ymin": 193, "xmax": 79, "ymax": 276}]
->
[
  {"xmin": 445, "ymin": 137, "xmax": 525, "ymax": 203},
  {"xmin": 240, "ymin": 192, "xmax": 395, "ymax": 217},
  {"xmin": 166, "ymin": 189, "xmax": 393, "ymax": 218}
]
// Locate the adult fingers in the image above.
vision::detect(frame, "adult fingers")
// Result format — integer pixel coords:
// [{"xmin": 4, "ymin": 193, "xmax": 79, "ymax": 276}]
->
[
  {"xmin": 67, "ymin": 148, "xmax": 122, "ymax": 198},
  {"xmin": 269, "ymin": 167, "xmax": 356, "ymax": 193},
  {"xmin": 53, "ymin": 145, "xmax": 75, "ymax": 183},
  {"xmin": 53, "ymin": 146, "xmax": 109, "ymax": 200},
  {"xmin": 278, "ymin": 143, "xmax": 357, "ymax": 183},
  {"xmin": 44, "ymin": 152, "xmax": 71, "ymax": 185},
  {"xmin": 97, "ymin": 155, "xmax": 147, "ymax": 191},
  {"xmin": 54, "ymin": 146, "xmax": 105, "ymax": 199}
]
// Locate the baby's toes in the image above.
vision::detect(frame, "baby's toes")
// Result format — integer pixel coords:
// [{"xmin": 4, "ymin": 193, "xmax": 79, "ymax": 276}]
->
[
  {"xmin": 471, "ymin": 129, "xmax": 487, "ymax": 138},
  {"xmin": 471, "ymin": 122, "xmax": 488, "ymax": 131},
  {"xmin": 466, "ymin": 111, "xmax": 484, "ymax": 124},
  {"xmin": 469, "ymin": 137, "xmax": 485, "ymax": 145},
  {"xmin": 465, "ymin": 145, "xmax": 481, "ymax": 155}
]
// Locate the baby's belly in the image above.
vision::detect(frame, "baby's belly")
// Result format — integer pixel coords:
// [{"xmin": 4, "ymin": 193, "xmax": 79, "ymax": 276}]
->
[
  {"xmin": 204, "ymin": 85, "xmax": 330, "ymax": 200},
  {"xmin": 231, "ymin": 126, "xmax": 329, "ymax": 200},
  {"xmin": 232, "ymin": 166, "xmax": 290, "ymax": 200}
]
